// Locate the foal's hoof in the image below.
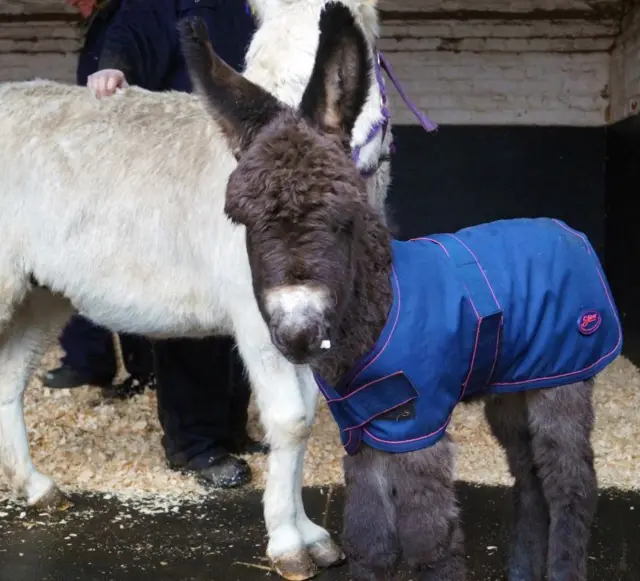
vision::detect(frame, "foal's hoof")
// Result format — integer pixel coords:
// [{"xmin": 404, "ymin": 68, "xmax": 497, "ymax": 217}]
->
[
  {"xmin": 33, "ymin": 486, "xmax": 73, "ymax": 511},
  {"xmin": 307, "ymin": 538, "xmax": 346, "ymax": 569},
  {"xmin": 271, "ymin": 550, "xmax": 319, "ymax": 581}
]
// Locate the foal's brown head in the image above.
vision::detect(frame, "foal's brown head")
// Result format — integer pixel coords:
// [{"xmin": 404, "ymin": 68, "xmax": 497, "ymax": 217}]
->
[{"xmin": 179, "ymin": 3, "xmax": 374, "ymax": 364}]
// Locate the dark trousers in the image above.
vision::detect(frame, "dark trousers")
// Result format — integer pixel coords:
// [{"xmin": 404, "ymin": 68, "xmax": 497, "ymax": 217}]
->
[
  {"xmin": 152, "ymin": 336, "xmax": 251, "ymax": 469},
  {"xmin": 61, "ymin": 314, "xmax": 153, "ymax": 382},
  {"xmin": 59, "ymin": 316, "xmax": 251, "ymax": 467}
]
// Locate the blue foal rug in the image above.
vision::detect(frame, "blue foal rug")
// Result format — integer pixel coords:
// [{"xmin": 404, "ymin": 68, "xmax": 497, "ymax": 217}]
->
[{"xmin": 314, "ymin": 218, "xmax": 622, "ymax": 455}]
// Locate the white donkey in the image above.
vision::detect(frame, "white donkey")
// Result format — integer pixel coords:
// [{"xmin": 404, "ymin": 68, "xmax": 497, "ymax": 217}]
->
[{"xmin": 0, "ymin": 1, "xmax": 399, "ymax": 579}]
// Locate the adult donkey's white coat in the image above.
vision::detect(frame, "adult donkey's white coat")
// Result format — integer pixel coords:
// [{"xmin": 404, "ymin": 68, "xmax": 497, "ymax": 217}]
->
[{"xmin": 0, "ymin": 1, "xmax": 389, "ymax": 579}]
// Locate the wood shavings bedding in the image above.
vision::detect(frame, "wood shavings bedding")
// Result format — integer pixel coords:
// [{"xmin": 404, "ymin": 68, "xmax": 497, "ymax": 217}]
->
[{"xmin": 1, "ymin": 348, "xmax": 638, "ymax": 513}]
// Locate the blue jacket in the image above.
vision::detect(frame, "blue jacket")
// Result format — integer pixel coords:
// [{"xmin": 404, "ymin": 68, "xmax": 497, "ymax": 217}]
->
[
  {"xmin": 315, "ymin": 218, "xmax": 622, "ymax": 455},
  {"xmin": 77, "ymin": 0, "xmax": 255, "ymax": 90}
]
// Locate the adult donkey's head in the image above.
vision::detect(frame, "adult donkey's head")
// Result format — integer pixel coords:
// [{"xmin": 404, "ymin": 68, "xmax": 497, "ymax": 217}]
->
[
  {"xmin": 243, "ymin": 0, "xmax": 393, "ymax": 216},
  {"xmin": 179, "ymin": 2, "xmax": 376, "ymax": 364}
]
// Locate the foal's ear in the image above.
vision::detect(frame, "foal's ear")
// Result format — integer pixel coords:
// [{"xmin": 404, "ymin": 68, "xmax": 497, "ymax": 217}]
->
[
  {"xmin": 299, "ymin": 2, "xmax": 371, "ymax": 138},
  {"xmin": 177, "ymin": 17, "xmax": 282, "ymax": 158}
]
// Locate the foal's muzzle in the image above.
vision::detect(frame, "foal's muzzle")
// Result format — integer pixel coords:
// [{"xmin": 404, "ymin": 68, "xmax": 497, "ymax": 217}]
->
[
  {"xmin": 269, "ymin": 317, "xmax": 331, "ymax": 365},
  {"xmin": 264, "ymin": 283, "xmax": 332, "ymax": 364}
]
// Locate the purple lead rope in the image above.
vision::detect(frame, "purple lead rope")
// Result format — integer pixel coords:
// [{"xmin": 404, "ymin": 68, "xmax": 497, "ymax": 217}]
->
[
  {"xmin": 353, "ymin": 51, "xmax": 438, "ymax": 175},
  {"xmin": 378, "ymin": 51, "xmax": 438, "ymax": 134}
]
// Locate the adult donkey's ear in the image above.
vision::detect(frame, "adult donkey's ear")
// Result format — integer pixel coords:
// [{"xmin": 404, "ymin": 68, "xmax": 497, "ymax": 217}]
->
[
  {"xmin": 178, "ymin": 17, "xmax": 282, "ymax": 158},
  {"xmin": 299, "ymin": 2, "xmax": 371, "ymax": 138}
]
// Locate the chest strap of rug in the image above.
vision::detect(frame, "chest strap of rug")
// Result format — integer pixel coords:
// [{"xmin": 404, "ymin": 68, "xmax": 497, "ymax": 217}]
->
[
  {"xmin": 314, "ymin": 371, "xmax": 419, "ymax": 437},
  {"xmin": 428, "ymin": 233, "xmax": 503, "ymax": 394}
]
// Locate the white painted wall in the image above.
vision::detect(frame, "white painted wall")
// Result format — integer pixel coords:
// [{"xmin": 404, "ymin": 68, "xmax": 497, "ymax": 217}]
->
[{"xmin": 0, "ymin": 0, "xmax": 635, "ymax": 126}]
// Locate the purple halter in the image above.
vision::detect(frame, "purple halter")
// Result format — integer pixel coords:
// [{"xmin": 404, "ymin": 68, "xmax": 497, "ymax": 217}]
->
[{"xmin": 353, "ymin": 51, "xmax": 438, "ymax": 178}]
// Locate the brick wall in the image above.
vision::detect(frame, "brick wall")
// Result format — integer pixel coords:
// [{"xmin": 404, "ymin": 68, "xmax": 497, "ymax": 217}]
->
[
  {"xmin": 376, "ymin": 0, "xmax": 623, "ymax": 126},
  {"xmin": 377, "ymin": 0, "xmax": 622, "ymax": 14},
  {"xmin": 609, "ymin": 3, "xmax": 640, "ymax": 122},
  {"xmin": 0, "ymin": 1, "xmax": 79, "ymax": 84},
  {"xmin": 0, "ymin": 0, "xmax": 632, "ymax": 126},
  {"xmin": 380, "ymin": 18, "xmax": 615, "ymax": 126}
]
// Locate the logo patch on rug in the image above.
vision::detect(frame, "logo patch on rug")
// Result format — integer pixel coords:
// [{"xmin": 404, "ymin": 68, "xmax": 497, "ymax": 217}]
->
[{"xmin": 578, "ymin": 310, "xmax": 602, "ymax": 336}]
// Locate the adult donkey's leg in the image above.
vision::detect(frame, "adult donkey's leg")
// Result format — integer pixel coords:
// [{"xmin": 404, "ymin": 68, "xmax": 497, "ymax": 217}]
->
[
  {"xmin": 0, "ymin": 287, "xmax": 72, "ymax": 506},
  {"xmin": 293, "ymin": 367, "xmax": 344, "ymax": 567},
  {"xmin": 232, "ymin": 308, "xmax": 338, "ymax": 580},
  {"xmin": 526, "ymin": 380, "xmax": 598, "ymax": 581}
]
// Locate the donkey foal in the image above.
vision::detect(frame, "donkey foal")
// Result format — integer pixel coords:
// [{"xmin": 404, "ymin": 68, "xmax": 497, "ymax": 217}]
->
[{"xmin": 190, "ymin": 4, "xmax": 620, "ymax": 580}]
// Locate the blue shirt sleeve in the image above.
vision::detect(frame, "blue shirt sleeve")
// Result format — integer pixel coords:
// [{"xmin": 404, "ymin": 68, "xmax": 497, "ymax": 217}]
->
[{"xmin": 98, "ymin": 0, "xmax": 178, "ymax": 90}]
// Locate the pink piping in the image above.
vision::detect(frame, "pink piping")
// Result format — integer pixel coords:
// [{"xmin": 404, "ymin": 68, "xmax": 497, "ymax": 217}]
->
[
  {"xmin": 343, "ymin": 267, "xmax": 402, "ymax": 392},
  {"xmin": 326, "ymin": 371, "xmax": 407, "ymax": 404}
]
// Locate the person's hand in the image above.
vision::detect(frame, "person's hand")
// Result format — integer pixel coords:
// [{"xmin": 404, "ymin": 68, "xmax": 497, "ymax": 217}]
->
[{"xmin": 87, "ymin": 69, "xmax": 129, "ymax": 98}]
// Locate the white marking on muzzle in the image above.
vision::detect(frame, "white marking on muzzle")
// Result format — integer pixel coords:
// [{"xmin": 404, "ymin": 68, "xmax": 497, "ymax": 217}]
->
[
  {"xmin": 320, "ymin": 339, "xmax": 331, "ymax": 350},
  {"xmin": 264, "ymin": 284, "xmax": 331, "ymax": 332}
]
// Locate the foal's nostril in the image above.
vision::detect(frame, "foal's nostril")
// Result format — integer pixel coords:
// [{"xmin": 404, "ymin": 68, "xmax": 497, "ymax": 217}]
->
[
  {"xmin": 268, "ymin": 315, "xmax": 331, "ymax": 364},
  {"xmin": 269, "ymin": 323, "xmax": 312, "ymax": 363}
]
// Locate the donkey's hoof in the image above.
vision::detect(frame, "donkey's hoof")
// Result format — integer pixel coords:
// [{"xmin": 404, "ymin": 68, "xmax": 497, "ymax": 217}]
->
[
  {"xmin": 307, "ymin": 537, "xmax": 346, "ymax": 568},
  {"xmin": 33, "ymin": 486, "xmax": 72, "ymax": 511},
  {"xmin": 271, "ymin": 550, "xmax": 319, "ymax": 581}
]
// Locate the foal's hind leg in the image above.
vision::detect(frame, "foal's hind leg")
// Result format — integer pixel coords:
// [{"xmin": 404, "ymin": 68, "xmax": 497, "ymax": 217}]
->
[
  {"xmin": 485, "ymin": 394, "xmax": 548, "ymax": 581},
  {"xmin": 0, "ymin": 288, "xmax": 72, "ymax": 506},
  {"xmin": 394, "ymin": 437, "xmax": 466, "ymax": 581},
  {"xmin": 342, "ymin": 446, "xmax": 401, "ymax": 581},
  {"xmin": 526, "ymin": 380, "xmax": 597, "ymax": 581}
]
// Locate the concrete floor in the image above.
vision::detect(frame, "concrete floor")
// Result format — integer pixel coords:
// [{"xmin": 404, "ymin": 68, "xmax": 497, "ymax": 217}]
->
[{"xmin": 1, "ymin": 484, "xmax": 638, "ymax": 581}]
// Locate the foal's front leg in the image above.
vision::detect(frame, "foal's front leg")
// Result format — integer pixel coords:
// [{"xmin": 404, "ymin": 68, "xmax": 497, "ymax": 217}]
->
[
  {"xmin": 233, "ymin": 313, "xmax": 339, "ymax": 580},
  {"xmin": 342, "ymin": 446, "xmax": 401, "ymax": 581},
  {"xmin": 393, "ymin": 438, "xmax": 466, "ymax": 581}
]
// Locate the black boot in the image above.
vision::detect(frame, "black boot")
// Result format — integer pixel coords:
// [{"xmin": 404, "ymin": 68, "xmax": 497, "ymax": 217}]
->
[
  {"xmin": 167, "ymin": 449, "xmax": 252, "ymax": 490},
  {"xmin": 43, "ymin": 365, "xmax": 113, "ymax": 389},
  {"xmin": 193, "ymin": 454, "xmax": 252, "ymax": 489},
  {"xmin": 153, "ymin": 336, "xmax": 256, "ymax": 490}
]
